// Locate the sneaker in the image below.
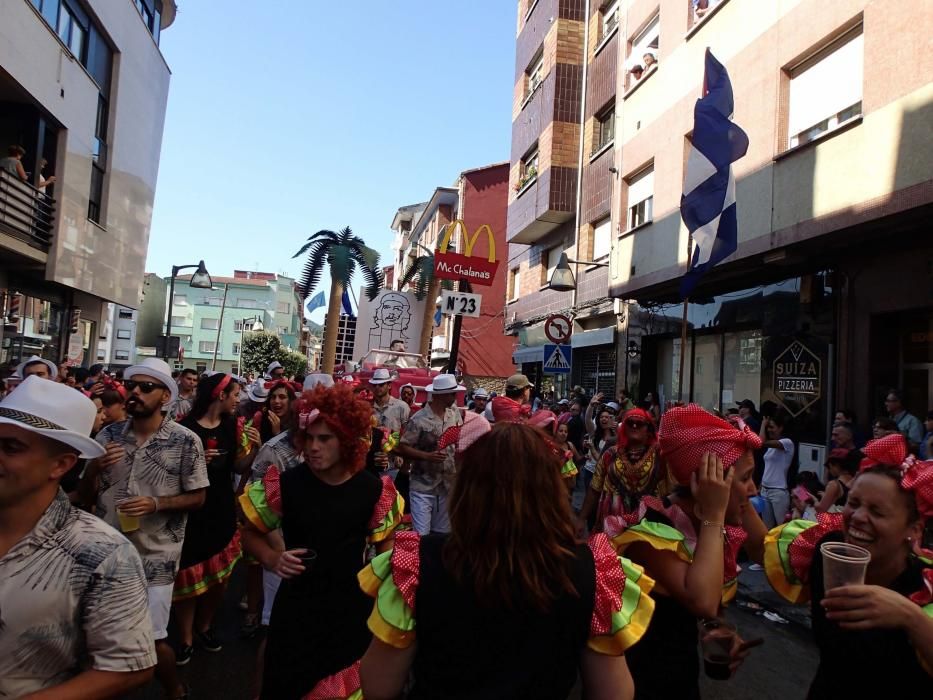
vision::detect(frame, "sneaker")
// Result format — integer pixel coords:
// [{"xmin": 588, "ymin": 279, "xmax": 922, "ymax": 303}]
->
[
  {"xmin": 175, "ymin": 645, "xmax": 193, "ymax": 666},
  {"xmin": 194, "ymin": 628, "xmax": 223, "ymax": 653}
]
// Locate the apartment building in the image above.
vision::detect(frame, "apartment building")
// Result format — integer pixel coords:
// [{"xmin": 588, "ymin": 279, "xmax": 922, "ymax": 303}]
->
[
  {"xmin": 96, "ymin": 302, "xmax": 138, "ymax": 367},
  {"xmin": 390, "ymin": 162, "xmax": 514, "ymax": 388},
  {"xmin": 158, "ymin": 271, "xmax": 303, "ymax": 375},
  {"xmin": 506, "ymin": 0, "xmax": 622, "ymax": 398},
  {"xmin": 0, "ymin": 0, "xmax": 176, "ymax": 371},
  {"xmin": 606, "ymin": 0, "xmax": 931, "ymax": 456}
]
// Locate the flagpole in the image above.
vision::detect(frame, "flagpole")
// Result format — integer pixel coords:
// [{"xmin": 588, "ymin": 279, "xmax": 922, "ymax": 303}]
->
[{"xmin": 677, "ymin": 231, "xmax": 693, "ymax": 404}]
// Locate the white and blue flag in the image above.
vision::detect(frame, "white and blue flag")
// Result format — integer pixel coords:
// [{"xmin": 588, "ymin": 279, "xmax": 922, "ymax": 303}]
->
[{"xmin": 680, "ymin": 49, "xmax": 748, "ymax": 300}]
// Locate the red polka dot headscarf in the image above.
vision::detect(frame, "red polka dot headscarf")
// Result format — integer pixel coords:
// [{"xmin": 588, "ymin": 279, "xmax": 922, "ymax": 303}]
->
[
  {"xmin": 616, "ymin": 407, "xmax": 656, "ymax": 449},
  {"xmin": 659, "ymin": 404, "xmax": 763, "ymax": 485},
  {"xmin": 859, "ymin": 434, "xmax": 908, "ymax": 470}
]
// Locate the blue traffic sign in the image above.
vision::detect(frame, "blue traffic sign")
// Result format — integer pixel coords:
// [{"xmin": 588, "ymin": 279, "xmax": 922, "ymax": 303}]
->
[{"xmin": 542, "ymin": 344, "xmax": 572, "ymax": 374}]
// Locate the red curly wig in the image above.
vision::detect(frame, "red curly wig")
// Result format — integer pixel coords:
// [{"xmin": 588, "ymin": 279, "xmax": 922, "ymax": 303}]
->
[{"xmin": 292, "ymin": 383, "xmax": 373, "ymax": 474}]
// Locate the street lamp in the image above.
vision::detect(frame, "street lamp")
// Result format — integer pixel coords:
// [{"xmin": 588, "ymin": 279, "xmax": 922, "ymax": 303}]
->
[
  {"xmin": 546, "ymin": 253, "xmax": 610, "ymax": 292},
  {"xmin": 164, "ymin": 260, "xmax": 212, "ymax": 360}
]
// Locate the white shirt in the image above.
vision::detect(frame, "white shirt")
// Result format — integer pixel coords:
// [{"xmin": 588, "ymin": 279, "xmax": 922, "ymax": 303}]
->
[{"xmin": 762, "ymin": 438, "xmax": 794, "ymax": 489}]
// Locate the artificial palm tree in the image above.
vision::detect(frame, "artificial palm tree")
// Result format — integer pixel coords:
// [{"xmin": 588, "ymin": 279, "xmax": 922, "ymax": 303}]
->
[
  {"xmin": 397, "ymin": 248, "xmax": 452, "ymax": 359},
  {"xmin": 293, "ymin": 227, "xmax": 383, "ymax": 373}
]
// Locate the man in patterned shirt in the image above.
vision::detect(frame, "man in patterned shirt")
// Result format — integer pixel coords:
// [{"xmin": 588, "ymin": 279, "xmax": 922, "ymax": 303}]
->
[
  {"xmin": 81, "ymin": 358, "xmax": 207, "ymax": 700},
  {"xmin": 0, "ymin": 376, "xmax": 156, "ymax": 698}
]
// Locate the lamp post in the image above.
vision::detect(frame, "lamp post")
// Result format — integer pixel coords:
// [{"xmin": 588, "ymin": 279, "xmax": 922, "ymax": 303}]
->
[{"xmin": 164, "ymin": 261, "xmax": 211, "ymax": 360}]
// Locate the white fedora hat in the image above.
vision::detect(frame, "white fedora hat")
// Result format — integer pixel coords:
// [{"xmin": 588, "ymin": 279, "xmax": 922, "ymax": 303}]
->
[
  {"xmin": 472, "ymin": 387, "xmax": 489, "ymax": 399},
  {"xmin": 124, "ymin": 357, "xmax": 177, "ymax": 403},
  {"xmin": 15, "ymin": 355, "xmax": 58, "ymax": 380},
  {"xmin": 0, "ymin": 375, "xmax": 104, "ymax": 457},
  {"xmin": 425, "ymin": 373, "xmax": 466, "ymax": 395},
  {"xmin": 247, "ymin": 380, "xmax": 269, "ymax": 403},
  {"xmin": 303, "ymin": 373, "xmax": 335, "ymax": 391},
  {"xmin": 266, "ymin": 361, "xmax": 283, "ymax": 374},
  {"xmin": 368, "ymin": 368, "xmax": 394, "ymax": 385}
]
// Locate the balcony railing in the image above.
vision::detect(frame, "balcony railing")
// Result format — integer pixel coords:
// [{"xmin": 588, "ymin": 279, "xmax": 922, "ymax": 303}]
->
[{"xmin": 0, "ymin": 169, "xmax": 55, "ymax": 250}]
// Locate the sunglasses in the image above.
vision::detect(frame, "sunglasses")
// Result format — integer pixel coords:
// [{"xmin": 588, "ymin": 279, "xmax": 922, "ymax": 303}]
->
[
  {"xmin": 124, "ymin": 380, "xmax": 167, "ymax": 394},
  {"xmin": 625, "ymin": 420, "xmax": 649, "ymax": 429}
]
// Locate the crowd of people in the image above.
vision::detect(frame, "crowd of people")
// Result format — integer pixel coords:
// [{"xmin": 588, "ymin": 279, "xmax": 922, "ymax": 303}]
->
[{"xmin": 0, "ymin": 354, "xmax": 931, "ymax": 699}]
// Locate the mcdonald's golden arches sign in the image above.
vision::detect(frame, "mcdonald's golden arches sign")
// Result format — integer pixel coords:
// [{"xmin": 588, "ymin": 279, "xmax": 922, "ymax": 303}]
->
[{"xmin": 433, "ymin": 220, "xmax": 500, "ymax": 286}]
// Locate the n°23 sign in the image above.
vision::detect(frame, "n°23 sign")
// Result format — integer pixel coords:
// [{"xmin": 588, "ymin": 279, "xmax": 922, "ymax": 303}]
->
[{"xmin": 440, "ymin": 290, "xmax": 482, "ymax": 318}]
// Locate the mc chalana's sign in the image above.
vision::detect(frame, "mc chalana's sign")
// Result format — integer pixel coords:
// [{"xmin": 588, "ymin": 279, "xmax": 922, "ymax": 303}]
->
[
  {"xmin": 433, "ymin": 220, "xmax": 500, "ymax": 286},
  {"xmin": 773, "ymin": 340, "xmax": 821, "ymax": 417}
]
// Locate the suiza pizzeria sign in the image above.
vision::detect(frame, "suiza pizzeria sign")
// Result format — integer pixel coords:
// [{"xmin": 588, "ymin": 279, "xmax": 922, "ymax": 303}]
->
[{"xmin": 773, "ymin": 340, "xmax": 821, "ymax": 417}]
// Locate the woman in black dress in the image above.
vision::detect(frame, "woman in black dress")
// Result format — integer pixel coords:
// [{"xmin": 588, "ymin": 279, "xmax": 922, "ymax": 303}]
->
[
  {"xmin": 173, "ymin": 372, "xmax": 260, "ymax": 662},
  {"xmin": 358, "ymin": 420, "xmax": 656, "ymax": 700},
  {"xmin": 764, "ymin": 434, "xmax": 933, "ymax": 698},
  {"xmin": 239, "ymin": 383, "xmax": 404, "ymax": 699}
]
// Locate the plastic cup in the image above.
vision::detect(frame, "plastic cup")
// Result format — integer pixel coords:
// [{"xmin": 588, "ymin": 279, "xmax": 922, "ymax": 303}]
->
[
  {"xmin": 698, "ymin": 618, "xmax": 736, "ymax": 681},
  {"xmin": 820, "ymin": 541, "xmax": 870, "ymax": 590},
  {"xmin": 116, "ymin": 502, "xmax": 140, "ymax": 533}
]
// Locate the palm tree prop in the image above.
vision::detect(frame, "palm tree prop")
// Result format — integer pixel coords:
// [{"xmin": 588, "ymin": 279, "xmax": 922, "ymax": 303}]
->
[
  {"xmin": 293, "ymin": 227, "xmax": 383, "ymax": 373},
  {"xmin": 397, "ymin": 246, "xmax": 452, "ymax": 359}
]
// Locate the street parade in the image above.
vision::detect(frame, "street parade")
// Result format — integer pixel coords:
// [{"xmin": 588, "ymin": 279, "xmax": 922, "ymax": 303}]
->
[{"xmin": 0, "ymin": 1, "xmax": 931, "ymax": 699}]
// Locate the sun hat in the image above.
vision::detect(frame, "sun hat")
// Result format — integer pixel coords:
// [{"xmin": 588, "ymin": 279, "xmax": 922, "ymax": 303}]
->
[
  {"xmin": 472, "ymin": 387, "xmax": 489, "ymax": 399},
  {"xmin": 505, "ymin": 373, "xmax": 533, "ymax": 390},
  {"xmin": 15, "ymin": 355, "xmax": 58, "ymax": 380},
  {"xmin": 303, "ymin": 373, "xmax": 335, "ymax": 391},
  {"xmin": 266, "ymin": 360, "xmax": 283, "ymax": 375},
  {"xmin": 246, "ymin": 380, "xmax": 269, "ymax": 403},
  {"xmin": 368, "ymin": 368, "xmax": 394, "ymax": 385},
  {"xmin": 123, "ymin": 357, "xmax": 177, "ymax": 403},
  {"xmin": 399, "ymin": 382, "xmax": 415, "ymax": 393},
  {"xmin": 425, "ymin": 373, "xmax": 466, "ymax": 395},
  {"xmin": 605, "ymin": 401, "xmax": 620, "ymax": 412},
  {"xmin": 0, "ymin": 375, "xmax": 105, "ymax": 457}
]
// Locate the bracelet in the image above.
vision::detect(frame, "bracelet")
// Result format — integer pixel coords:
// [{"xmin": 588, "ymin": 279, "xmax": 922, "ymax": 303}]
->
[{"xmin": 701, "ymin": 519, "xmax": 724, "ymax": 530}]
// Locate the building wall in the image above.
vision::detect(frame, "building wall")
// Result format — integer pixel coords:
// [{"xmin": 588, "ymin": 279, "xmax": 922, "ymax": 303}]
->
[
  {"xmin": 609, "ymin": 0, "xmax": 933, "ymax": 299},
  {"xmin": 136, "ymin": 272, "xmax": 166, "ymax": 347},
  {"xmin": 0, "ymin": 0, "xmax": 172, "ymax": 308}
]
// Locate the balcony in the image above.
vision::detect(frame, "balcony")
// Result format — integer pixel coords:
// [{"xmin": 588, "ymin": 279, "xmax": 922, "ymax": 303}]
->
[{"xmin": 0, "ymin": 169, "xmax": 54, "ymax": 251}]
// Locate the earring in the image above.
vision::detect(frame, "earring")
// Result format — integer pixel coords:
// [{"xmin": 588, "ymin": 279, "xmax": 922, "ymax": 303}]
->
[{"xmin": 907, "ymin": 537, "xmax": 913, "ymax": 543}]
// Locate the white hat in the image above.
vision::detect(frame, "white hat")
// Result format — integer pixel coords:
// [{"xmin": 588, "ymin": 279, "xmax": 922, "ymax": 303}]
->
[
  {"xmin": 303, "ymin": 373, "xmax": 335, "ymax": 391},
  {"xmin": 472, "ymin": 388, "xmax": 489, "ymax": 399},
  {"xmin": 266, "ymin": 361, "xmax": 283, "ymax": 374},
  {"xmin": 0, "ymin": 375, "xmax": 105, "ymax": 457},
  {"xmin": 399, "ymin": 382, "xmax": 415, "ymax": 392},
  {"xmin": 605, "ymin": 401, "xmax": 621, "ymax": 412},
  {"xmin": 368, "ymin": 368, "xmax": 394, "ymax": 385},
  {"xmin": 557, "ymin": 398, "xmax": 570, "ymax": 405},
  {"xmin": 124, "ymin": 358, "xmax": 177, "ymax": 403},
  {"xmin": 425, "ymin": 373, "xmax": 466, "ymax": 395},
  {"xmin": 247, "ymin": 380, "xmax": 269, "ymax": 403},
  {"xmin": 4, "ymin": 370, "xmax": 22, "ymax": 386},
  {"xmin": 16, "ymin": 355, "xmax": 58, "ymax": 380}
]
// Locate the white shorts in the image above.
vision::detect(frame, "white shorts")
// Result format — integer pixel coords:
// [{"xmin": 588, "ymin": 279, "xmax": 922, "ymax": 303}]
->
[
  {"xmin": 147, "ymin": 584, "xmax": 174, "ymax": 640},
  {"xmin": 261, "ymin": 569, "xmax": 282, "ymax": 626}
]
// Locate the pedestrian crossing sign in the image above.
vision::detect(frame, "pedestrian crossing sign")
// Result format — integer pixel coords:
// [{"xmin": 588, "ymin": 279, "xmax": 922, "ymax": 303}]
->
[{"xmin": 542, "ymin": 344, "xmax": 572, "ymax": 374}]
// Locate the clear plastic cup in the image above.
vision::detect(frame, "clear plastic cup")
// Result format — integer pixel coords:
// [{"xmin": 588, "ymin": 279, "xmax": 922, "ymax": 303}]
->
[
  {"xmin": 820, "ymin": 541, "xmax": 870, "ymax": 590},
  {"xmin": 698, "ymin": 618, "xmax": 736, "ymax": 680},
  {"xmin": 116, "ymin": 501, "xmax": 140, "ymax": 533}
]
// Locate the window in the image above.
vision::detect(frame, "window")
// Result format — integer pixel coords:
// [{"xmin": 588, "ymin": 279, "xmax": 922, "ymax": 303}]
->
[
  {"xmin": 178, "ymin": 335, "xmax": 191, "ymax": 346},
  {"xmin": 234, "ymin": 319, "xmax": 244, "ymax": 331},
  {"xmin": 173, "ymin": 295, "xmax": 187, "ymax": 306},
  {"xmin": 626, "ymin": 166, "xmax": 654, "ymax": 230},
  {"xmin": 237, "ymin": 298, "xmax": 261, "ymax": 308},
  {"xmin": 116, "ymin": 329, "xmax": 131, "ymax": 340},
  {"xmin": 57, "ymin": 1, "xmax": 88, "ymax": 63},
  {"xmin": 115, "ymin": 350, "xmax": 130, "ymax": 361},
  {"xmin": 196, "ymin": 362, "xmax": 207, "ymax": 373},
  {"xmin": 170, "ymin": 316, "xmax": 190, "ymax": 328},
  {"xmin": 202, "ymin": 296, "xmax": 224, "ymax": 306},
  {"xmin": 232, "ymin": 343, "xmax": 240, "ymax": 355},
  {"xmin": 626, "ymin": 14, "xmax": 659, "ymax": 86},
  {"xmin": 544, "ymin": 245, "xmax": 564, "ymax": 286},
  {"xmin": 134, "ymin": 0, "xmax": 163, "ymax": 42},
  {"xmin": 198, "ymin": 341, "xmax": 216, "ymax": 353},
  {"xmin": 118, "ymin": 309, "xmax": 134, "ymax": 319},
  {"xmin": 691, "ymin": 0, "xmax": 724, "ymax": 24},
  {"xmin": 517, "ymin": 147, "xmax": 539, "ymax": 192},
  {"xmin": 787, "ymin": 28, "xmax": 863, "ymax": 149},
  {"xmin": 200, "ymin": 318, "xmax": 220, "ymax": 330},
  {"xmin": 526, "ymin": 53, "xmax": 544, "ymax": 99},
  {"xmin": 88, "ymin": 164, "xmax": 104, "ymax": 223},
  {"xmin": 509, "ymin": 268, "xmax": 521, "ymax": 302},
  {"xmin": 593, "ymin": 217, "xmax": 612, "ymax": 259},
  {"xmin": 594, "ymin": 105, "xmax": 615, "ymax": 154},
  {"xmin": 602, "ymin": 1, "xmax": 620, "ymax": 39},
  {"xmin": 277, "ymin": 301, "xmax": 290, "ymax": 314}
]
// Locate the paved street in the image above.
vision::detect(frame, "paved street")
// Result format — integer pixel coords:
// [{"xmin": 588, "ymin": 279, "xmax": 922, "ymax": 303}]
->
[{"xmin": 125, "ymin": 563, "xmax": 818, "ymax": 700}]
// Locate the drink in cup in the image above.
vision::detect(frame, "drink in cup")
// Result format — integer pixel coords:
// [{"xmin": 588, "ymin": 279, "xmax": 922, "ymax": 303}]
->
[
  {"xmin": 289, "ymin": 547, "xmax": 317, "ymax": 588},
  {"xmin": 116, "ymin": 500, "xmax": 140, "ymax": 533},
  {"xmin": 698, "ymin": 618, "xmax": 736, "ymax": 680},
  {"xmin": 820, "ymin": 541, "xmax": 870, "ymax": 590}
]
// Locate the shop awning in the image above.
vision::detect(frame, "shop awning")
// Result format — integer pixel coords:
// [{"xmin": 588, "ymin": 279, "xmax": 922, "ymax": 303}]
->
[
  {"xmin": 571, "ymin": 326, "xmax": 615, "ymax": 348},
  {"xmin": 512, "ymin": 345, "xmax": 546, "ymax": 365}
]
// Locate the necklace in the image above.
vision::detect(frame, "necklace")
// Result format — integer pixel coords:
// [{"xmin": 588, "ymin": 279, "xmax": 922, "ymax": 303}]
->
[{"xmin": 615, "ymin": 446, "xmax": 656, "ymax": 494}]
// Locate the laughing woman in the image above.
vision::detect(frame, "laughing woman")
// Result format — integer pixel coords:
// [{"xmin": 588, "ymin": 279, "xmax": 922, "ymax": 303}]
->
[{"xmin": 763, "ymin": 434, "xmax": 933, "ymax": 697}]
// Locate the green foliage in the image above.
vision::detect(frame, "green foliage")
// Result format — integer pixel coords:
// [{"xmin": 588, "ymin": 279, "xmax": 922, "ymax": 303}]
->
[
  {"xmin": 242, "ymin": 330, "xmax": 308, "ymax": 379},
  {"xmin": 292, "ymin": 226, "xmax": 384, "ymax": 303}
]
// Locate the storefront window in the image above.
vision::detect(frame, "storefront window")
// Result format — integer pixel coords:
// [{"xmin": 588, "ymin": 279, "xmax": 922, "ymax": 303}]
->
[
  {"xmin": 1, "ymin": 292, "xmax": 66, "ymax": 369},
  {"xmin": 723, "ymin": 330, "xmax": 762, "ymax": 411}
]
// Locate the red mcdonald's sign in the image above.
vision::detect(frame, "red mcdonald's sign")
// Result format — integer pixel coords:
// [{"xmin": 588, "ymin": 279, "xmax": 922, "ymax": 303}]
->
[{"xmin": 433, "ymin": 220, "xmax": 500, "ymax": 287}]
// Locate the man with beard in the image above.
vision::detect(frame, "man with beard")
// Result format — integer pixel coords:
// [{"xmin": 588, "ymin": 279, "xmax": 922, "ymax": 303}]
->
[{"xmin": 80, "ymin": 358, "xmax": 208, "ymax": 700}]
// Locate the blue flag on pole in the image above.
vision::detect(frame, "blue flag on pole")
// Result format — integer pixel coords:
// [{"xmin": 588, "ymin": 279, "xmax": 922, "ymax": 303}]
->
[
  {"xmin": 434, "ymin": 307, "xmax": 442, "ymax": 327},
  {"xmin": 305, "ymin": 291, "xmax": 325, "ymax": 315},
  {"xmin": 341, "ymin": 289, "xmax": 355, "ymax": 318},
  {"xmin": 679, "ymin": 49, "xmax": 749, "ymax": 300}
]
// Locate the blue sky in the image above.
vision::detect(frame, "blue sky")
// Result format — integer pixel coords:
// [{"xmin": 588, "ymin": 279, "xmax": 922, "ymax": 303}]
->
[{"xmin": 147, "ymin": 1, "xmax": 516, "ymax": 324}]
